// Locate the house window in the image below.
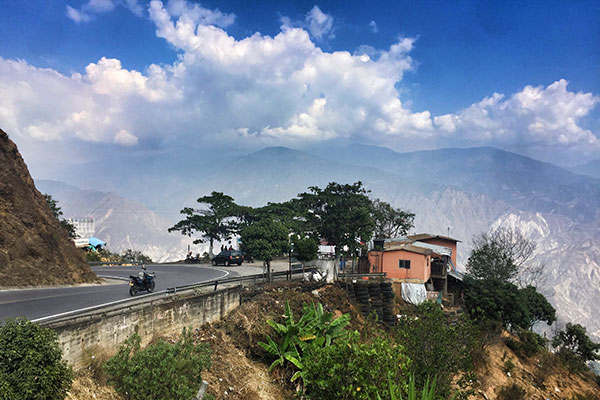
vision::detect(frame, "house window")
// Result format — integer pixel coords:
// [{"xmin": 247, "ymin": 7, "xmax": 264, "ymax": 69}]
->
[{"xmin": 399, "ymin": 259, "xmax": 411, "ymax": 269}]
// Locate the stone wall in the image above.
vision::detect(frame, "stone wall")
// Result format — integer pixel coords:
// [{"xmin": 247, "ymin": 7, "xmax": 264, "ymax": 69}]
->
[{"xmin": 42, "ymin": 286, "xmax": 241, "ymax": 369}]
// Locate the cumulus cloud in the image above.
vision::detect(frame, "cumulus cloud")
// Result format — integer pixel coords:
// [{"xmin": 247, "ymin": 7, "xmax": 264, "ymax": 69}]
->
[
  {"xmin": 66, "ymin": 0, "xmax": 143, "ymax": 23},
  {"xmin": 434, "ymin": 80, "xmax": 600, "ymax": 149},
  {"xmin": 2, "ymin": 0, "xmax": 599, "ymax": 167}
]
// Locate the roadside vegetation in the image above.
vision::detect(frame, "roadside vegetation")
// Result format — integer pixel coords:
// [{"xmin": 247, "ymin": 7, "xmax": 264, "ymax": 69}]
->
[{"xmin": 0, "ymin": 319, "xmax": 73, "ymax": 400}]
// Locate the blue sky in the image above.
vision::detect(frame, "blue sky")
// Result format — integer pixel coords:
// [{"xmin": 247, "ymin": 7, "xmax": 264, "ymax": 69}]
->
[{"xmin": 1, "ymin": 0, "xmax": 599, "ymax": 176}]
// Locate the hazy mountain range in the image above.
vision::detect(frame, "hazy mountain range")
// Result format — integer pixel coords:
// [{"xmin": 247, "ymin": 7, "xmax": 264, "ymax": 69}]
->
[
  {"xmin": 35, "ymin": 180, "xmax": 195, "ymax": 263},
  {"xmin": 36, "ymin": 145, "xmax": 600, "ymax": 340}
]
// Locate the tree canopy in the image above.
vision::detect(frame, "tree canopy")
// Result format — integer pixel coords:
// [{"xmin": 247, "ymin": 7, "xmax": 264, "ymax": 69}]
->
[
  {"xmin": 240, "ymin": 218, "xmax": 289, "ymax": 275},
  {"xmin": 552, "ymin": 323, "xmax": 600, "ymax": 364},
  {"xmin": 466, "ymin": 228, "xmax": 543, "ymax": 286},
  {"xmin": 463, "ymin": 277, "xmax": 555, "ymax": 331},
  {"xmin": 171, "ymin": 182, "xmax": 414, "ymax": 260},
  {"xmin": 291, "ymin": 235, "xmax": 319, "ymax": 266},
  {"xmin": 372, "ymin": 199, "xmax": 415, "ymax": 239},
  {"xmin": 169, "ymin": 192, "xmax": 240, "ymax": 255},
  {"xmin": 298, "ymin": 181, "xmax": 374, "ymax": 255}
]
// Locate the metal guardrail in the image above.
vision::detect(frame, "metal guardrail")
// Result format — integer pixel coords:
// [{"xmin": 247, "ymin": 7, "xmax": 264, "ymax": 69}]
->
[{"xmin": 33, "ymin": 267, "xmax": 317, "ymax": 325}]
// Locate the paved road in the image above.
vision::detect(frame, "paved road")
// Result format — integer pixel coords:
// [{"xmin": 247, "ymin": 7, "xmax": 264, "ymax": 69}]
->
[{"xmin": 0, "ymin": 264, "xmax": 236, "ymax": 321}]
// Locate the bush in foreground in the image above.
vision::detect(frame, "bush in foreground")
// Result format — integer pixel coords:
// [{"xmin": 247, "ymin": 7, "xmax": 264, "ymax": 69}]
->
[
  {"xmin": 104, "ymin": 329, "xmax": 211, "ymax": 400},
  {"xmin": 302, "ymin": 332, "xmax": 409, "ymax": 400},
  {"xmin": 393, "ymin": 301, "xmax": 478, "ymax": 399},
  {"xmin": 0, "ymin": 319, "xmax": 73, "ymax": 400}
]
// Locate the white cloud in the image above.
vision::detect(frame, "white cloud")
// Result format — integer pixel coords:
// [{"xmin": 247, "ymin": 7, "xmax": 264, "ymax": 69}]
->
[
  {"xmin": 66, "ymin": 0, "xmax": 143, "ymax": 23},
  {"xmin": 305, "ymin": 6, "xmax": 334, "ymax": 40},
  {"xmin": 368, "ymin": 20, "xmax": 378, "ymax": 33},
  {"xmin": 114, "ymin": 129, "xmax": 138, "ymax": 145},
  {"xmin": 434, "ymin": 80, "xmax": 600, "ymax": 149},
  {"xmin": 2, "ymin": 0, "xmax": 599, "ymax": 167},
  {"xmin": 66, "ymin": 5, "xmax": 90, "ymax": 23}
]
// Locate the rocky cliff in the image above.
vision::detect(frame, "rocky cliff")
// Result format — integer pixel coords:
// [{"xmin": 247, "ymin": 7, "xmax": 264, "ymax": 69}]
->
[{"xmin": 0, "ymin": 128, "xmax": 96, "ymax": 287}]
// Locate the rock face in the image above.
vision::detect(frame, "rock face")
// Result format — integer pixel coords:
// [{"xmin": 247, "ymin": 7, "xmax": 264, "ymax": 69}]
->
[{"xmin": 0, "ymin": 129, "xmax": 96, "ymax": 287}]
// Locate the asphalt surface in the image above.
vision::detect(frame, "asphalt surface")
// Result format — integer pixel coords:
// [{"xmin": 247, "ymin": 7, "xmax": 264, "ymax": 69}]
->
[{"xmin": 0, "ymin": 264, "xmax": 236, "ymax": 321}]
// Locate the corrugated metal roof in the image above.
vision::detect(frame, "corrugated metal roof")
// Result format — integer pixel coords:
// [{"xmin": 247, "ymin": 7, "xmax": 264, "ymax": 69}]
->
[
  {"xmin": 411, "ymin": 241, "xmax": 452, "ymax": 256},
  {"xmin": 407, "ymin": 233, "xmax": 461, "ymax": 243}
]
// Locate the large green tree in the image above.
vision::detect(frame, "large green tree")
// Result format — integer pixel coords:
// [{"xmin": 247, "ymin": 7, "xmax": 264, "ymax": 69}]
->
[
  {"xmin": 552, "ymin": 323, "xmax": 600, "ymax": 372},
  {"xmin": 463, "ymin": 277, "xmax": 555, "ymax": 331},
  {"xmin": 372, "ymin": 199, "xmax": 415, "ymax": 239},
  {"xmin": 240, "ymin": 219, "xmax": 289, "ymax": 280},
  {"xmin": 298, "ymin": 181, "xmax": 375, "ymax": 256},
  {"xmin": 466, "ymin": 228, "xmax": 543, "ymax": 286},
  {"xmin": 169, "ymin": 192, "xmax": 240, "ymax": 256}
]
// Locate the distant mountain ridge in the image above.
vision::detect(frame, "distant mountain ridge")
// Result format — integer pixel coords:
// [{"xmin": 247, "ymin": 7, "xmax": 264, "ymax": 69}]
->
[{"xmin": 35, "ymin": 180, "xmax": 197, "ymax": 263}]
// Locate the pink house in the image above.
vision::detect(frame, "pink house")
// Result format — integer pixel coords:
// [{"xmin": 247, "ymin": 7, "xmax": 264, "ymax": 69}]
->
[{"xmin": 368, "ymin": 234, "xmax": 462, "ymax": 297}]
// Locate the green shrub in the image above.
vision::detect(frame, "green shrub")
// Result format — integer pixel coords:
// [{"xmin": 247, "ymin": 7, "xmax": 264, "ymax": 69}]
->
[
  {"xmin": 497, "ymin": 383, "xmax": 526, "ymax": 400},
  {"xmin": 0, "ymin": 319, "xmax": 73, "ymax": 400},
  {"xmin": 506, "ymin": 329, "xmax": 547, "ymax": 359},
  {"xmin": 104, "ymin": 329, "xmax": 211, "ymax": 400},
  {"xmin": 502, "ymin": 357, "xmax": 515, "ymax": 375},
  {"xmin": 393, "ymin": 302, "xmax": 478, "ymax": 399},
  {"xmin": 302, "ymin": 332, "xmax": 409, "ymax": 400}
]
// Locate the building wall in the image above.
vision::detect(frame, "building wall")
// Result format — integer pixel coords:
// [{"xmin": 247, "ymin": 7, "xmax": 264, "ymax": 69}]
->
[
  {"xmin": 369, "ymin": 250, "xmax": 430, "ymax": 282},
  {"xmin": 42, "ymin": 286, "xmax": 241, "ymax": 369},
  {"xmin": 420, "ymin": 238, "xmax": 458, "ymax": 267}
]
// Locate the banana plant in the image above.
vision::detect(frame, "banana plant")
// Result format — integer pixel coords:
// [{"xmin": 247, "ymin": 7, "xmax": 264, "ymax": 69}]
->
[{"xmin": 258, "ymin": 301, "xmax": 350, "ymax": 382}]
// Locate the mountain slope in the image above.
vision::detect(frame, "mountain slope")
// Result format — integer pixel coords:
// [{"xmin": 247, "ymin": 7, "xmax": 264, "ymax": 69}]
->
[
  {"xmin": 0, "ymin": 129, "xmax": 96, "ymax": 287},
  {"xmin": 571, "ymin": 158, "xmax": 600, "ymax": 179},
  {"xmin": 35, "ymin": 180, "xmax": 196, "ymax": 263}
]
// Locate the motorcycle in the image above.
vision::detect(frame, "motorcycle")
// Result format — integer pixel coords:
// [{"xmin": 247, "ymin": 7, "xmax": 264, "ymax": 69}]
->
[{"xmin": 129, "ymin": 268, "xmax": 156, "ymax": 296}]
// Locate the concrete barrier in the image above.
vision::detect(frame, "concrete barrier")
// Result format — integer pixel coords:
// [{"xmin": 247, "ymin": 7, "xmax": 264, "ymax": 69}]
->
[{"xmin": 42, "ymin": 285, "xmax": 242, "ymax": 369}]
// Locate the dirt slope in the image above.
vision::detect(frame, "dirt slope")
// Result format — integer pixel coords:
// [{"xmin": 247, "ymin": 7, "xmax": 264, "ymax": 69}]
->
[{"xmin": 0, "ymin": 128, "xmax": 96, "ymax": 287}]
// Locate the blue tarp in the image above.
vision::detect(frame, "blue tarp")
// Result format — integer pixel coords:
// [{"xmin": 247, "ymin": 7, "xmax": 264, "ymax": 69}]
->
[{"xmin": 88, "ymin": 237, "xmax": 106, "ymax": 247}]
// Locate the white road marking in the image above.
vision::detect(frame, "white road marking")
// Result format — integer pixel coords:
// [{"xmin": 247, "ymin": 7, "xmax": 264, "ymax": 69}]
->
[{"xmin": 31, "ymin": 268, "xmax": 230, "ymax": 323}]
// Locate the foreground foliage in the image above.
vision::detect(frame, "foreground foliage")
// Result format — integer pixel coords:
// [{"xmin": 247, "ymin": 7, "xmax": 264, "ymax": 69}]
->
[
  {"xmin": 258, "ymin": 301, "xmax": 350, "ymax": 382},
  {"xmin": 393, "ymin": 302, "xmax": 478, "ymax": 400},
  {"xmin": 0, "ymin": 319, "xmax": 73, "ymax": 400},
  {"xmin": 302, "ymin": 332, "xmax": 409, "ymax": 400},
  {"xmin": 104, "ymin": 329, "xmax": 211, "ymax": 400}
]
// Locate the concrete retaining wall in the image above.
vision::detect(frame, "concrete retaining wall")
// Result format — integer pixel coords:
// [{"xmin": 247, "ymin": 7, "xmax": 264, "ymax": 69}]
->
[{"xmin": 43, "ymin": 286, "xmax": 241, "ymax": 369}]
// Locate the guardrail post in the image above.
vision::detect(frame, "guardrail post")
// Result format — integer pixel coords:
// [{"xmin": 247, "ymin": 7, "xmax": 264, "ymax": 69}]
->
[{"xmin": 213, "ymin": 280, "xmax": 218, "ymax": 291}]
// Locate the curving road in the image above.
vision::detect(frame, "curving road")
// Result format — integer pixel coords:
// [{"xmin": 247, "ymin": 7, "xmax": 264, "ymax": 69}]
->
[{"xmin": 0, "ymin": 264, "xmax": 235, "ymax": 321}]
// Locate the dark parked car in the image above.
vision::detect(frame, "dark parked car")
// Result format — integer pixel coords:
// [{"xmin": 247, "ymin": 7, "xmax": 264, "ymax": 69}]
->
[{"xmin": 211, "ymin": 250, "xmax": 243, "ymax": 266}]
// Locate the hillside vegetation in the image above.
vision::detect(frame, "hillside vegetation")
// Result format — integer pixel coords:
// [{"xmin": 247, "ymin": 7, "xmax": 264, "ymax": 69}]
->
[{"xmin": 66, "ymin": 281, "xmax": 599, "ymax": 400}]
